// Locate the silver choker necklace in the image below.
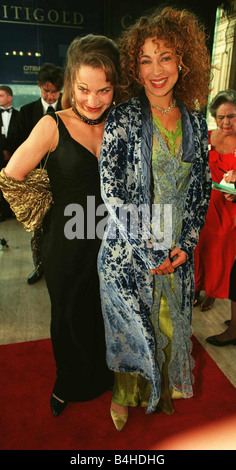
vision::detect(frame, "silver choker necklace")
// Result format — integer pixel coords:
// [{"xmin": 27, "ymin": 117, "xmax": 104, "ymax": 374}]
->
[{"xmin": 151, "ymin": 99, "xmax": 176, "ymax": 115}]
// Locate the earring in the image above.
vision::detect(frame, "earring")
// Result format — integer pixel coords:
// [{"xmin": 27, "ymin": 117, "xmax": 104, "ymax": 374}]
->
[
  {"xmin": 178, "ymin": 65, "xmax": 182, "ymax": 72},
  {"xmin": 71, "ymin": 92, "xmax": 76, "ymax": 104}
]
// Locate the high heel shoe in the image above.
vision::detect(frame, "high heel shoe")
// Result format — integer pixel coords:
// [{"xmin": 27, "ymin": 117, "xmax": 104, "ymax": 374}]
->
[
  {"xmin": 110, "ymin": 407, "xmax": 128, "ymax": 431},
  {"xmin": 201, "ymin": 296, "xmax": 215, "ymax": 312},
  {"xmin": 50, "ymin": 394, "xmax": 68, "ymax": 417}
]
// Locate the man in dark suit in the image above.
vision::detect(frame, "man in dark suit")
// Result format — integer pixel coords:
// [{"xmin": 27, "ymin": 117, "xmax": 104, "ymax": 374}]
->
[
  {"xmin": 16, "ymin": 63, "xmax": 64, "ymax": 284},
  {"xmin": 0, "ymin": 85, "xmax": 19, "ymax": 221},
  {"xmin": 16, "ymin": 63, "xmax": 64, "ymax": 146}
]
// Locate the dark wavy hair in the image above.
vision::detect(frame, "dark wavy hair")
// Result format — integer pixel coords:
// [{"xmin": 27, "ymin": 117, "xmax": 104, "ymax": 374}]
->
[
  {"xmin": 37, "ymin": 63, "xmax": 64, "ymax": 91},
  {"xmin": 118, "ymin": 7, "xmax": 212, "ymax": 110},
  {"xmin": 62, "ymin": 34, "xmax": 121, "ymax": 109}
]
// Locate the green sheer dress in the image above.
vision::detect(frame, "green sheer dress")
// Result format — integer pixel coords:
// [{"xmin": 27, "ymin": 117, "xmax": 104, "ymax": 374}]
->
[{"xmin": 112, "ymin": 115, "xmax": 192, "ymax": 414}]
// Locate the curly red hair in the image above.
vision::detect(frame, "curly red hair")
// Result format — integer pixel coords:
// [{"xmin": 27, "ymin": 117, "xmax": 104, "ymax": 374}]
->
[{"xmin": 118, "ymin": 7, "xmax": 212, "ymax": 110}]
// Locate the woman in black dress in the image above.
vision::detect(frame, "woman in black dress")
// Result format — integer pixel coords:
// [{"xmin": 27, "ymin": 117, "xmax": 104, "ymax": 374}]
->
[{"xmin": 2, "ymin": 35, "xmax": 120, "ymax": 416}]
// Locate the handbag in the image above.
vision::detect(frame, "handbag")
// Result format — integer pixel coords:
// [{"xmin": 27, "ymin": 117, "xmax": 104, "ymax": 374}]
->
[{"xmin": 0, "ymin": 114, "xmax": 58, "ymax": 232}]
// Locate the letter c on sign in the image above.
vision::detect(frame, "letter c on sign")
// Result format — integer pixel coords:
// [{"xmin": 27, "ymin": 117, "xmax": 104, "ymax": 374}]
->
[{"xmin": 121, "ymin": 15, "xmax": 132, "ymax": 29}]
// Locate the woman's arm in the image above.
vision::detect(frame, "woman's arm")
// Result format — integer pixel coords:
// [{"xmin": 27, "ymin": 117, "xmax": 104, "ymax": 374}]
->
[
  {"xmin": 151, "ymin": 247, "xmax": 187, "ymax": 275},
  {"xmin": 5, "ymin": 114, "xmax": 58, "ymax": 181}
]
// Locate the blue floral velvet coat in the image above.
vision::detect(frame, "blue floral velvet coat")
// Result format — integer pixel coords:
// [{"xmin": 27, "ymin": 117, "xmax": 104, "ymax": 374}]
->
[{"xmin": 98, "ymin": 91, "xmax": 211, "ymax": 413}]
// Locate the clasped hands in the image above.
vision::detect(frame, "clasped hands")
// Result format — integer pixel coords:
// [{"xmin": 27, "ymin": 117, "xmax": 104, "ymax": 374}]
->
[{"xmin": 151, "ymin": 247, "xmax": 187, "ymax": 275}]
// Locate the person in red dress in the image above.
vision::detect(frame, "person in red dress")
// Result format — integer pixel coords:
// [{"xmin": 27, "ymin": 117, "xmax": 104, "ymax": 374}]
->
[
  {"xmin": 194, "ymin": 89, "xmax": 236, "ymax": 312},
  {"xmin": 206, "ymin": 169, "xmax": 236, "ymax": 346}
]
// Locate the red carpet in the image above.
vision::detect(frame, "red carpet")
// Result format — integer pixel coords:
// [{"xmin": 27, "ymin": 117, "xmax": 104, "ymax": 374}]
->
[{"xmin": 0, "ymin": 336, "xmax": 236, "ymax": 450}]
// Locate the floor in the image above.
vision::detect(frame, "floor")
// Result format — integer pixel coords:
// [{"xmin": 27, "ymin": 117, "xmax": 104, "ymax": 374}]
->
[
  {"xmin": 1, "ymin": 216, "xmax": 236, "ymax": 388},
  {"xmin": 0, "ymin": 217, "xmax": 50, "ymax": 344}
]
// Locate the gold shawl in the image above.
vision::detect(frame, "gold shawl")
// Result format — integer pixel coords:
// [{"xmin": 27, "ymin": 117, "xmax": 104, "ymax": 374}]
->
[{"xmin": 0, "ymin": 168, "xmax": 53, "ymax": 231}]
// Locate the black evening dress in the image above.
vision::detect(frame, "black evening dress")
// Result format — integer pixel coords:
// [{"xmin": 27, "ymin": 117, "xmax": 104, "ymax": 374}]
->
[{"xmin": 42, "ymin": 114, "xmax": 113, "ymax": 401}]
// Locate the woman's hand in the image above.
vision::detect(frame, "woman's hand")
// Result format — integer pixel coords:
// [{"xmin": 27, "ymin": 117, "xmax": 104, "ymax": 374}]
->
[
  {"xmin": 151, "ymin": 257, "xmax": 174, "ymax": 275},
  {"xmin": 223, "ymin": 170, "xmax": 236, "ymax": 184},
  {"xmin": 151, "ymin": 247, "xmax": 188, "ymax": 275},
  {"xmin": 170, "ymin": 247, "xmax": 188, "ymax": 268},
  {"xmin": 224, "ymin": 193, "xmax": 236, "ymax": 202}
]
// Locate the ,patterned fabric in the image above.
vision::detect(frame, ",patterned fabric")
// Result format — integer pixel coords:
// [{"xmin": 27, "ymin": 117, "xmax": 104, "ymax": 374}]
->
[
  {"xmin": 152, "ymin": 115, "xmax": 182, "ymax": 158},
  {"xmin": 98, "ymin": 91, "xmax": 211, "ymax": 413},
  {"xmin": 150, "ymin": 116, "xmax": 192, "ymax": 409},
  {"xmin": 0, "ymin": 167, "xmax": 53, "ymax": 231},
  {"xmin": 31, "ymin": 228, "xmax": 44, "ymax": 273}
]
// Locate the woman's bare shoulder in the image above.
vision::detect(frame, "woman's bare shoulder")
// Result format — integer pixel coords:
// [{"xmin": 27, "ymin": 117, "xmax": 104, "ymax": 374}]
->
[
  {"xmin": 32, "ymin": 113, "xmax": 59, "ymax": 134},
  {"xmin": 209, "ymin": 128, "xmax": 219, "ymax": 145},
  {"xmin": 57, "ymin": 108, "xmax": 71, "ymax": 116}
]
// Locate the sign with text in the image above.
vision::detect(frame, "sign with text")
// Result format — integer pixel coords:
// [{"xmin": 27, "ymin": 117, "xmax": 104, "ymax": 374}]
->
[
  {"xmin": 0, "ymin": 0, "xmax": 218, "ymax": 85},
  {"xmin": 0, "ymin": 0, "xmax": 104, "ymax": 84}
]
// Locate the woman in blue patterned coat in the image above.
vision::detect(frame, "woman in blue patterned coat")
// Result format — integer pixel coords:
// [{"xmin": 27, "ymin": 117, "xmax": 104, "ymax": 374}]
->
[{"xmin": 98, "ymin": 7, "xmax": 212, "ymax": 430}]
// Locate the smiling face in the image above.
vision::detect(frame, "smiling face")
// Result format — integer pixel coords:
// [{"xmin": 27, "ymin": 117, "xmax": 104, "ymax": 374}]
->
[
  {"xmin": 215, "ymin": 103, "xmax": 236, "ymax": 137},
  {"xmin": 73, "ymin": 65, "xmax": 114, "ymax": 120},
  {"xmin": 138, "ymin": 38, "xmax": 179, "ymax": 105}
]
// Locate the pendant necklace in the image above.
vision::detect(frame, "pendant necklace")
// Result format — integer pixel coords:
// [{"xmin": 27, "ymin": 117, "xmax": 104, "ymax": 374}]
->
[
  {"xmin": 72, "ymin": 106, "xmax": 105, "ymax": 125},
  {"xmin": 151, "ymin": 99, "xmax": 176, "ymax": 116}
]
